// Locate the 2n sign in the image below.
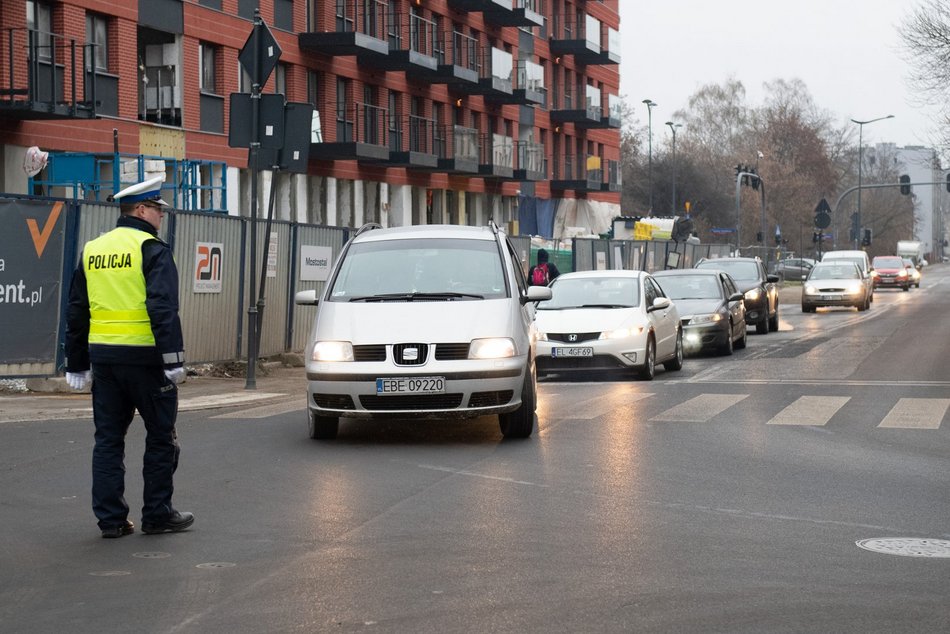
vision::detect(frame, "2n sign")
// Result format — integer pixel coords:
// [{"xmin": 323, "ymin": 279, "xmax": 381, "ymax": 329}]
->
[{"xmin": 194, "ymin": 242, "xmax": 223, "ymax": 293}]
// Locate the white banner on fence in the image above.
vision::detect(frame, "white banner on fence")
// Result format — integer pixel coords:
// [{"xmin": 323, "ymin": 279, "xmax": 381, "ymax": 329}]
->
[
  {"xmin": 194, "ymin": 242, "xmax": 223, "ymax": 293},
  {"xmin": 299, "ymin": 245, "xmax": 332, "ymax": 281}
]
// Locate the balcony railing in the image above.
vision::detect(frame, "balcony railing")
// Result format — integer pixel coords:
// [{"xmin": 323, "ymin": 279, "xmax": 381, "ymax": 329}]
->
[
  {"xmin": 335, "ymin": 101, "xmax": 388, "ymax": 146},
  {"xmin": 1, "ymin": 28, "xmax": 97, "ymax": 119},
  {"xmin": 514, "ymin": 140, "xmax": 546, "ymax": 180},
  {"xmin": 334, "ymin": 0, "xmax": 389, "ymax": 37},
  {"xmin": 549, "ymin": 13, "xmax": 620, "ymax": 64}
]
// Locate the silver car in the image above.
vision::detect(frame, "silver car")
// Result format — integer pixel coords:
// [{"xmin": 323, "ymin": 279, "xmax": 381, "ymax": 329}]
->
[{"xmin": 294, "ymin": 223, "xmax": 551, "ymax": 439}]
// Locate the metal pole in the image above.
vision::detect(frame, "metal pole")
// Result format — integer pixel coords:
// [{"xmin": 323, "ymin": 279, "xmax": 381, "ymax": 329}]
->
[
  {"xmin": 643, "ymin": 99, "xmax": 656, "ymax": 214},
  {"xmin": 850, "ymin": 115, "xmax": 894, "ymax": 249},
  {"xmin": 245, "ymin": 9, "xmax": 263, "ymax": 390},
  {"xmin": 666, "ymin": 121, "xmax": 680, "ymax": 214}
]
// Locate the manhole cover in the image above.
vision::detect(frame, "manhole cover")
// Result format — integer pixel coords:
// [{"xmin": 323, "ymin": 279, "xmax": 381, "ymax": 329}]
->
[
  {"xmin": 856, "ymin": 538, "xmax": 950, "ymax": 558},
  {"xmin": 196, "ymin": 562, "xmax": 236, "ymax": 569}
]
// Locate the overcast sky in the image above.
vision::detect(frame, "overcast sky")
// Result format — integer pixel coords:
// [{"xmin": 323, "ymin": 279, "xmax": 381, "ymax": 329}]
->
[{"xmin": 619, "ymin": 1, "xmax": 940, "ymax": 150}]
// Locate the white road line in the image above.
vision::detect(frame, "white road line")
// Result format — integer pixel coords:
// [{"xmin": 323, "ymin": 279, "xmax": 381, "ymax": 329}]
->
[
  {"xmin": 877, "ymin": 398, "xmax": 950, "ymax": 429},
  {"xmin": 767, "ymin": 396, "xmax": 850, "ymax": 426},
  {"xmin": 417, "ymin": 463, "xmax": 546, "ymax": 487},
  {"xmin": 209, "ymin": 400, "xmax": 304, "ymax": 419},
  {"xmin": 178, "ymin": 392, "xmax": 287, "ymax": 412},
  {"xmin": 651, "ymin": 393, "xmax": 748, "ymax": 423}
]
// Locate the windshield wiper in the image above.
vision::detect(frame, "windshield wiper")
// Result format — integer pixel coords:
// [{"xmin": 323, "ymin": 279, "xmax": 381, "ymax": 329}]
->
[
  {"xmin": 348, "ymin": 292, "xmax": 484, "ymax": 302},
  {"xmin": 576, "ymin": 303, "xmax": 632, "ymax": 309}
]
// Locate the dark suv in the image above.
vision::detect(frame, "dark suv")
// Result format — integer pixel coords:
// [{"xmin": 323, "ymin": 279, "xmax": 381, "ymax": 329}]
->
[{"xmin": 695, "ymin": 257, "xmax": 780, "ymax": 333}]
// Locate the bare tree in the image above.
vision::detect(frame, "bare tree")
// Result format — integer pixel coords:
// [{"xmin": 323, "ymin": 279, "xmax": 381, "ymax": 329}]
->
[{"xmin": 899, "ymin": 0, "xmax": 950, "ymax": 149}]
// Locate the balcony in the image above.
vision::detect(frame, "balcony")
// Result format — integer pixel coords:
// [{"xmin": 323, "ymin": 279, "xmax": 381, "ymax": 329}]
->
[
  {"xmin": 602, "ymin": 94, "xmax": 622, "ymax": 128},
  {"xmin": 374, "ymin": 13, "xmax": 439, "ymax": 77},
  {"xmin": 479, "ymin": 133, "xmax": 515, "ymax": 180},
  {"xmin": 298, "ymin": 0, "xmax": 390, "ymax": 66},
  {"xmin": 510, "ymin": 60, "xmax": 546, "ymax": 106},
  {"xmin": 381, "ymin": 114, "xmax": 439, "ymax": 169},
  {"xmin": 550, "ymin": 154, "xmax": 603, "ymax": 192},
  {"xmin": 0, "ymin": 28, "xmax": 97, "ymax": 120},
  {"xmin": 513, "ymin": 141, "xmax": 546, "ymax": 181},
  {"xmin": 436, "ymin": 125, "xmax": 480, "ymax": 174},
  {"xmin": 549, "ymin": 85, "xmax": 602, "ymax": 127},
  {"xmin": 447, "ymin": 0, "xmax": 542, "ymax": 27},
  {"xmin": 456, "ymin": 49, "xmax": 546, "ymax": 106},
  {"xmin": 549, "ymin": 14, "xmax": 620, "ymax": 65},
  {"xmin": 602, "ymin": 159, "xmax": 622, "ymax": 192},
  {"xmin": 430, "ymin": 31, "xmax": 480, "ymax": 88},
  {"xmin": 311, "ymin": 102, "xmax": 389, "ymax": 162}
]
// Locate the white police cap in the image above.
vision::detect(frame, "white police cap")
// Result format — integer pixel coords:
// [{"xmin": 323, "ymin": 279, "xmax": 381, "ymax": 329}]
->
[{"xmin": 112, "ymin": 175, "xmax": 169, "ymax": 206}]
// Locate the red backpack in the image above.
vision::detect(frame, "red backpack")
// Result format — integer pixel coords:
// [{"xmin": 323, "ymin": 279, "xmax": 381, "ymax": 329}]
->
[{"xmin": 531, "ymin": 262, "xmax": 549, "ymax": 285}]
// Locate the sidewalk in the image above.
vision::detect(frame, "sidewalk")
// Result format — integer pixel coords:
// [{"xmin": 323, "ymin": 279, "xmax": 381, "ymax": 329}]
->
[{"xmin": 0, "ymin": 360, "xmax": 308, "ymax": 424}]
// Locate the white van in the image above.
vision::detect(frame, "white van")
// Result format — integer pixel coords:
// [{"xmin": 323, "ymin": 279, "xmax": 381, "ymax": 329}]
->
[{"xmin": 821, "ymin": 250, "xmax": 874, "ymax": 302}]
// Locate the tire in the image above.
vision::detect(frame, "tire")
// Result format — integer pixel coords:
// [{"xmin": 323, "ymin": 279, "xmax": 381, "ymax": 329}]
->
[
  {"xmin": 719, "ymin": 324, "xmax": 734, "ymax": 356},
  {"xmin": 756, "ymin": 315, "xmax": 769, "ymax": 334},
  {"xmin": 802, "ymin": 304, "xmax": 816, "ymax": 313},
  {"xmin": 308, "ymin": 409, "xmax": 339, "ymax": 440},
  {"xmin": 768, "ymin": 307, "xmax": 779, "ymax": 332},
  {"xmin": 499, "ymin": 361, "xmax": 536, "ymax": 439},
  {"xmin": 637, "ymin": 336, "xmax": 656, "ymax": 380},
  {"xmin": 663, "ymin": 329, "xmax": 684, "ymax": 371},
  {"xmin": 902, "ymin": 285, "xmax": 909, "ymax": 292},
  {"xmin": 857, "ymin": 300, "xmax": 867, "ymax": 311},
  {"xmin": 734, "ymin": 323, "xmax": 747, "ymax": 350}
]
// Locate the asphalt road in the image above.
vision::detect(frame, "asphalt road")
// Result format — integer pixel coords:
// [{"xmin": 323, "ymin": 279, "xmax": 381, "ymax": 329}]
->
[{"xmin": 2, "ymin": 267, "xmax": 949, "ymax": 633}]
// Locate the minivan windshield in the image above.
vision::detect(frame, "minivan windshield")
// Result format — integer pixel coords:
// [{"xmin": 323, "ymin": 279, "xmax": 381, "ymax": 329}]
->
[{"xmin": 328, "ymin": 238, "xmax": 507, "ymax": 301}]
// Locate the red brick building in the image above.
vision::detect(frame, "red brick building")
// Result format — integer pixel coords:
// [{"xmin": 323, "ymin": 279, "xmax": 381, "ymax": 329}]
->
[{"xmin": 1, "ymin": 0, "xmax": 621, "ymax": 235}]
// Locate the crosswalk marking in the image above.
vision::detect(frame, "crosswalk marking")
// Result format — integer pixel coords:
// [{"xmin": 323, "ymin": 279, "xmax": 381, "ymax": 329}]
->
[
  {"xmin": 651, "ymin": 393, "xmax": 748, "ymax": 423},
  {"xmin": 877, "ymin": 398, "xmax": 950, "ymax": 429},
  {"xmin": 767, "ymin": 396, "xmax": 850, "ymax": 426}
]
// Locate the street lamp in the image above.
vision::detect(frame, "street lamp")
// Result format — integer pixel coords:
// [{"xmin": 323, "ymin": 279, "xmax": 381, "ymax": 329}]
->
[
  {"xmin": 665, "ymin": 121, "xmax": 682, "ymax": 214},
  {"xmin": 850, "ymin": 114, "xmax": 894, "ymax": 248},
  {"xmin": 643, "ymin": 99, "xmax": 657, "ymax": 214}
]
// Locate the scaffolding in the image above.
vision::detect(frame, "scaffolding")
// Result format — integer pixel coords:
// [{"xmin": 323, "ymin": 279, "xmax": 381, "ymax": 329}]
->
[{"xmin": 28, "ymin": 151, "xmax": 227, "ymax": 213}]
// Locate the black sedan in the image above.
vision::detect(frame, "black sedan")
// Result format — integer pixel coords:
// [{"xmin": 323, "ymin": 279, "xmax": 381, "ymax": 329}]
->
[
  {"xmin": 696, "ymin": 256, "xmax": 780, "ymax": 334},
  {"xmin": 654, "ymin": 269, "xmax": 747, "ymax": 355}
]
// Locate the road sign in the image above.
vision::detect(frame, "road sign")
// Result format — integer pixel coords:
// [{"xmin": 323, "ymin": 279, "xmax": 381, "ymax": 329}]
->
[
  {"xmin": 238, "ymin": 20, "xmax": 281, "ymax": 87},
  {"xmin": 228, "ymin": 93, "xmax": 286, "ymax": 150},
  {"xmin": 814, "ymin": 198, "xmax": 831, "ymax": 229},
  {"xmin": 710, "ymin": 227, "xmax": 736, "ymax": 234}
]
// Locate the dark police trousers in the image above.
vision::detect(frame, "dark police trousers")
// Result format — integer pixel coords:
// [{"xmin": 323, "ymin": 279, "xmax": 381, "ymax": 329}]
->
[{"xmin": 90, "ymin": 363, "xmax": 180, "ymax": 529}]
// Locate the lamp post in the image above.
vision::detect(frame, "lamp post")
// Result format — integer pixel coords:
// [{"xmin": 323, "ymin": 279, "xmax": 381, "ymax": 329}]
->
[
  {"xmin": 665, "ymin": 120, "xmax": 682, "ymax": 214},
  {"xmin": 643, "ymin": 99, "xmax": 657, "ymax": 214},
  {"xmin": 850, "ymin": 114, "xmax": 894, "ymax": 248}
]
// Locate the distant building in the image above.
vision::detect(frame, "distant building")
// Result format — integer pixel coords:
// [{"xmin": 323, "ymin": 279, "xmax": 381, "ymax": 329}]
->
[
  {"xmin": 0, "ymin": 0, "xmax": 622, "ymax": 236},
  {"xmin": 892, "ymin": 145, "xmax": 947, "ymax": 261}
]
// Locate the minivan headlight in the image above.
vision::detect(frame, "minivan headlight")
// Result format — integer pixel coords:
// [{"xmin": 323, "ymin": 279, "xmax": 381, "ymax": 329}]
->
[
  {"xmin": 311, "ymin": 341, "xmax": 354, "ymax": 362},
  {"xmin": 469, "ymin": 337, "xmax": 516, "ymax": 359},
  {"xmin": 744, "ymin": 288, "xmax": 762, "ymax": 302}
]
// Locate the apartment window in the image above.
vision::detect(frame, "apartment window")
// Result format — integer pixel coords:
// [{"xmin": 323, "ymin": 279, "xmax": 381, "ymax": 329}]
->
[
  {"xmin": 85, "ymin": 13, "xmax": 109, "ymax": 72},
  {"xmin": 26, "ymin": 1, "xmax": 52, "ymax": 61},
  {"xmin": 199, "ymin": 43, "xmax": 217, "ymax": 93},
  {"xmin": 239, "ymin": 63, "xmax": 252, "ymax": 93},
  {"xmin": 336, "ymin": 77, "xmax": 352, "ymax": 141},
  {"xmin": 274, "ymin": 63, "xmax": 287, "ymax": 95}
]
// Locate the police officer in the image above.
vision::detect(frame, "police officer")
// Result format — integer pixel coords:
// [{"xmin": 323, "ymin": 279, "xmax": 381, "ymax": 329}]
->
[{"xmin": 65, "ymin": 176, "xmax": 194, "ymax": 538}]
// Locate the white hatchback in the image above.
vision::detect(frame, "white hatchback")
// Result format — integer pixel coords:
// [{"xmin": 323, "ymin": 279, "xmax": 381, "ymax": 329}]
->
[
  {"xmin": 294, "ymin": 222, "xmax": 551, "ymax": 439},
  {"xmin": 534, "ymin": 270, "xmax": 684, "ymax": 379}
]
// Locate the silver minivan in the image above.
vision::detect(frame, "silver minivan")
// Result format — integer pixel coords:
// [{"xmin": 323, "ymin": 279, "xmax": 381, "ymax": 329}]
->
[{"xmin": 294, "ymin": 222, "xmax": 551, "ymax": 440}]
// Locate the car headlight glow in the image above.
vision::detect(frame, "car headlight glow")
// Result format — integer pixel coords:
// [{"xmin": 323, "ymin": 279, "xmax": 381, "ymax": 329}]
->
[
  {"xmin": 744, "ymin": 288, "xmax": 762, "ymax": 302},
  {"xmin": 536, "ymin": 332, "xmax": 548, "ymax": 342},
  {"xmin": 897, "ymin": 270, "xmax": 907, "ymax": 277},
  {"xmin": 600, "ymin": 326, "xmax": 644, "ymax": 340},
  {"xmin": 846, "ymin": 281, "xmax": 864, "ymax": 295},
  {"xmin": 690, "ymin": 313, "xmax": 723, "ymax": 325},
  {"xmin": 311, "ymin": 341, "xmax": 354, "ymax": 362},
  {"xmin": 470, "ymin": 337, "xmax": 516, "ymax": 359},
  {"xmin": 804, "ymin": 285, "xmax": 818, "ymax": 295}
]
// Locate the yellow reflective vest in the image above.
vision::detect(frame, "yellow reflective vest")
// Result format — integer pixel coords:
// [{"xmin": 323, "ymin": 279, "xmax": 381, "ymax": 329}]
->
[{"xmin": 84, "ymin": 227, "xmax": 156, "ymax": 346}]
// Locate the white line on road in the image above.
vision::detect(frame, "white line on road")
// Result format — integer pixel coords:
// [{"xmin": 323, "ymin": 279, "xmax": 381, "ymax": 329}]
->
[
  {"xmin": 651, "ymin": 393, "xmax": 748, "ymax": 423},
  {"xmin": 416, "ymin": 463, "xmax": 547, "ymax": 487},
  {"xmin": 878, "ymin": 398, "xmax": 950, "ymax": 429},
  {"xmin": 767, "ymin": 396, "xmax": 850, "ymax": 426}
]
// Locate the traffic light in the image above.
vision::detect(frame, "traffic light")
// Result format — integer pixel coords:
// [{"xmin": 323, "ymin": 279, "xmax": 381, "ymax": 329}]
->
[
  {"xmin": 946, "ymin": 173, "xmax": 949, "ymax": 193},
  {"xmin": 900, "ymin": 174, "xmax": 911, "ymax": 195},
  {"xmin": 861, "ymin": 228, "xmax": 872, "ymax": 247},
  {"xmin": 812, "ymin": 231, "xmax": 820, "ymax": 243}
]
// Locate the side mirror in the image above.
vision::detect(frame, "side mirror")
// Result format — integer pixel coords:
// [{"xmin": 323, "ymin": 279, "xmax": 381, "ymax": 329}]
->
[
  {"xmin": 728, "ymin": 292, "xmax": 743, "ymax": 302},
  {"xmin": 523, "ymin": 285, "xmax": 552, "ymax": 304},
  {"xmin": 649, "ymin": 296, "xmax": 672, "ymax": 312},
  {"xmin": 294, "ymin": 289, "xmax": 320, "ymax": 306},
  {"xmin": 766, "ymin": 274, "xmax": 779, "ymax": 283}
]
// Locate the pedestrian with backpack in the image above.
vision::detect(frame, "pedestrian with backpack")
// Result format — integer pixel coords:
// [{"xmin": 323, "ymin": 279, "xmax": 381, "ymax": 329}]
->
[{"xmin": 528, "ymin": 248, "xmax": 561, "ymax": 286}]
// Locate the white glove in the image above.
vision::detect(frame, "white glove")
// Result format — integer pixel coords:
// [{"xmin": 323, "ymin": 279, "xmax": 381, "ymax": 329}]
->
[
  {"xmin": 66, "ymin": 370, "xmax": 92, "ymax": 390},
  {"xmin": 164, "ymin": 367, "xmax": 186, "ymax": 384}
]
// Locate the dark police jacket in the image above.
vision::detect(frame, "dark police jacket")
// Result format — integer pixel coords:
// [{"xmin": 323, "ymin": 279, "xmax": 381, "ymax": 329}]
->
[{"xmin": 65, "ymin": 215, "xmax": 185, "ymax": 371}]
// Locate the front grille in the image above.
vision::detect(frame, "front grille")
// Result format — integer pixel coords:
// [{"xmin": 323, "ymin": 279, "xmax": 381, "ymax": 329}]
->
[
  {"xmin": 360, "ymin": 394, "xmax": 464, "ymax": 410},
  {"xmin": 547, "ymin": 332, "xmax": 600, "ymax": 344},
  {"xmin": 353, "ymin": 345, "xmax": 386, "ymax": 361},
  {"xmin": 313, "ymin": 394, "xmax": 356, "ymax": 410},
  {"xmin": 435, "ymin": 342, "xmax": 470, "ymax": 360},
  {"xmin": 393, "ymin": 343, "xmax": 428, "ymax": 365},
  {"xmin": 468, "ymin": 390, "xmax": 514, "ymax": 408},
  {"xmin": 819, "ymin": 287, "xmax": 847, "ymax": 293}
]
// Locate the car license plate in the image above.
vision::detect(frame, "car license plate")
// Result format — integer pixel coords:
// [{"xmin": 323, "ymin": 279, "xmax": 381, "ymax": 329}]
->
[
  {"xmin": 376, "ymin": 377, "xmax": 445, "ymax": 395},
  {"xmin": 826, "ymin": 294, "xmax": 842, "ymax": 300},
  {"xmin": 553, "ymin": 347, "xmax": 594, "ymax": 358}
]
